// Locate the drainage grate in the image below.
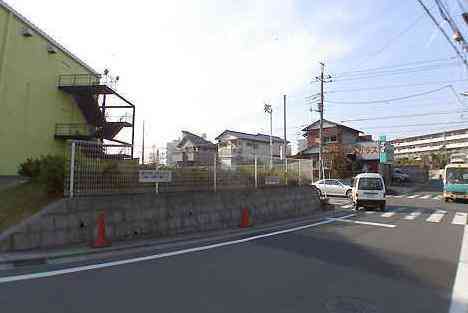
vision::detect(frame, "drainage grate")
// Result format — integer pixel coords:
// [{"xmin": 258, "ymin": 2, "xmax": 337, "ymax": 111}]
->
[{"xmin": 325, "ymin": 297, "xmax": 378, "ymax": 313}]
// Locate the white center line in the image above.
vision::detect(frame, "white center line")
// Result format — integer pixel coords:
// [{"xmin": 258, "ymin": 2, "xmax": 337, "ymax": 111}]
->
[
  {"xmin": 404, "ymin": 210, "xmax": 422, "ymax": 220},
  {"xmin": 407, "ymin": 194, "xmax": 420, "ymax": 199},
  {"xmin": 421, "ymin": 195, "xmax": 431, "ymax": 199},
  {"xmin": 327, "ymin": 217, "xmax": 396, "ymax": 228},
  {"xmin": 449, "ymin": 227, "xmax": 468, "ymax": 313},
  {"xmin": 0, "ymin": 214, "xmax": 356, "ymax": 284},
  {"xmin": 452, "ymin": 213, "xmax": 468, "ymax": 225}
]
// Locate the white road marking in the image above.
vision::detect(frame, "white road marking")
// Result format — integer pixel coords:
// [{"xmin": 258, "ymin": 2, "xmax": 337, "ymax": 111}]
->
[
  {"xmin": 426, "ymin": 211, "xmax": 446, "ymax": 223},
  {"xmin": 452, "ymin": 213, "xmax": 468, "ymax": 226},
  {"xmin": 407, "ymin": 194, "xmax": 420, "ymax": 199},
  {"xmin": 0, "ymin": 214, "xmax": 356, "ymax": 284},
  {"xmin": 341, "ymin": 204, "xmax": 353, "ymax": 209},
  {"xmin": 434, "ymin": 195, "xmax": 442, "ymax": 200},
  {"xmin": 327, "ymin": 217, "xmax": 396, "ymax": 228},
  {"xmin": 449, "ymin": 227, "xmax": 468, "ymax": 313},
  {"xmin": 420, "ymin": 195, "xmax": 431, "ymax": 199},
  {"xmin": 393, "ymin": 195, "xmax": 404, "ymax": 198},
  {"xmin": 381, "ymin": 208, "xmax": 404, "ymax": 218},
  {"xmin": 404, "ymin": 210, "xmax": 422, "ymax": 220},
  {"xmin": 364, "ymin": 211, "xmax": 375, "ymax": 214}
]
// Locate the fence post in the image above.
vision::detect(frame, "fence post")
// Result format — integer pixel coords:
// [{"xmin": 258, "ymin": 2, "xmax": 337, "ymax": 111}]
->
[
  {"xmin": 69, "ymin": 141, "xmax": 76, "ymax": 198},
  {"xmin": 213, "ymin": 152, "xmax": 217, "ymax": 192},
  {"xmin": 298, "ymin": 159, "xmax": 301, "ymax": 186},
  {"xmin": 254, "ymin": 155, "xmax": 258, "ymax": 189}
]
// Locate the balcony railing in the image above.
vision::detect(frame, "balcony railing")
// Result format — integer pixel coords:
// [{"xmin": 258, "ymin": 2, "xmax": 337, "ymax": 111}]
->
[
  {"xmin": 55, "ymin": 123, "xmax": 95, "ymax": 139},
  {"xmin": 58, "ymin": 74, "xmax": 119, "ymax": 89},
  {"xmin": 58, "ymin": 74, "xmax": 101, "ymax": 87}
]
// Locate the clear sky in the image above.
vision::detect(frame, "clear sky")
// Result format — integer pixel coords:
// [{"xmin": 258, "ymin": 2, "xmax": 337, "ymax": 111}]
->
[{"xmin": 6, "ymin": 0, "xmax": 468, "ymax": 155}]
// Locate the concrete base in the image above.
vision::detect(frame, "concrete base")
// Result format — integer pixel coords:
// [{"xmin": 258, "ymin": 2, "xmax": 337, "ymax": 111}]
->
[{"xmin": 0, "ymin": 186, "xmax": 321, "ymax": 252}]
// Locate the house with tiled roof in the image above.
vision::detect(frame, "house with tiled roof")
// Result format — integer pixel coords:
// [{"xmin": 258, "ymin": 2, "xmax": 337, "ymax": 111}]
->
[{"xmin": 172, "ymin": 131, "xmax": 217, "ymax": 167}]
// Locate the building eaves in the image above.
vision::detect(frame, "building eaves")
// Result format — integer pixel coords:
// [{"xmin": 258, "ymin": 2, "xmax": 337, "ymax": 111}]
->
[{"xmin": 0, "ymin": 0, "xmax": 99, "ymax": 75}]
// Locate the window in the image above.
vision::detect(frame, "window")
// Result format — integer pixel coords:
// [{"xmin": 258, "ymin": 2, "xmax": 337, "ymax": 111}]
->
[
  {"xmin": 324, "ymin": 136, "xmax": 337, "ymax": 144},
  {"xmin": 325, "ymin": 180, "xmax": 339, "ymax": 185},
  {"xmin": 358, "ymin": 178, "xmax": 383, "ymax": 190}
]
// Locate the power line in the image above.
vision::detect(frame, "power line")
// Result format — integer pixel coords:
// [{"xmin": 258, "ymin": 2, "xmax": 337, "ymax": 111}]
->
[
  {"xmin": 343, "ymin": 7, "xmax": 429, "ymax": 71},
  {"xmin": 326, "ymin": 85, "xmax": 452, "ymax": 104},
  {"xmin": 417, "ymin": 0, "xmax": 468, "ymax": 69},
  {"xmin": 358, "ymin": 120, "xmax": 468, "ymax": 130},
  {"xmin": 333, "ymin": 56, "xmax": 456, "ymax": 77},
  {"xmin": 340, "ymin": 109, "xmax": 468, "ymax": 122},
  {"xmin": 334, "ymin": 61, "xmax": 457, "ymax": 79},
  {"xmin": 327, "ymin": 79, "xmax": 468, "ymax": 93},
  {"xmin": 332, "ymin": 63, "xmax": 459, "ymax": 82}
]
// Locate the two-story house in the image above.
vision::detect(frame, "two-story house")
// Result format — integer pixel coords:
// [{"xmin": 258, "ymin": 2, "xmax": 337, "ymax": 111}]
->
[
  {"xmin": 299, "ymin": 119, "xmax": 379, "ymax": 173},
  {"xmin": 216, "ymin": 130, "xmax": 290, "ymax": 168},
  {"xmin": 173, "ymin": 131, "xmax": 217, "ymax": 167}
]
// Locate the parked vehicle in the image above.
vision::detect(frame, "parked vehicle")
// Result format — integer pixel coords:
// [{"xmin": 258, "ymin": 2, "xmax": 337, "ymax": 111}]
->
[
  {"xmin": 392, "ymin": 168, "xmax": 409, "ymax": 183},
  {"xmin": 443, "ymin": 155, "xmax": 468, "ymax": 202},
  {"xmin": 312, "ymin": 179, "xmax": 352, "ymax": 197},
  {"xmin": 352, "ymin": 173, "xmax": 386, "ymax": 211}
]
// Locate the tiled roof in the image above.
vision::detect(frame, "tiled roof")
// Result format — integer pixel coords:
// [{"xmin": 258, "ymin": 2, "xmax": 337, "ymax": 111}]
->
[
  {"xmin": 216, "ymin": 130, "xmax": 288, "ymax": 144},
  {"xmin": 177, "ymin": 131, "xmax": 215, "ymax": 148},
  {"xmin": 301, "ymin": 119, "xmax": 362, "ymax": 133}
]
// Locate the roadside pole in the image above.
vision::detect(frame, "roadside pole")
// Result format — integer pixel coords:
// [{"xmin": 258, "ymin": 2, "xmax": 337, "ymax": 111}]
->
[
  {"xmin": 315, "ymin": 63, "xmax": 332, "ymax": 180},
  {"xmin": 254, "ymin": 155, "xmax": 258, "ymax": 189},
  {"xmin": 213, "ymin": 152, "xmax": 217, "ymax": 192},
  {"xmin": 69, "ymin": 141, "xmax": 76, "ymax": 198}
]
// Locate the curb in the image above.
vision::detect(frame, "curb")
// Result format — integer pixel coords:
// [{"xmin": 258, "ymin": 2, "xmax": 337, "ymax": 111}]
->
[{"xmin": 0, "ymin": 209, "xmax": 349, "ymax": 269}]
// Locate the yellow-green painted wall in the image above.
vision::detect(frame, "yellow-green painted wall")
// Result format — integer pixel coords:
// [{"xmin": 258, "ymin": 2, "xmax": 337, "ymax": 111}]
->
[{"xmin": 0, "ymin": 5, "xmax": 96, "ymax": 175}]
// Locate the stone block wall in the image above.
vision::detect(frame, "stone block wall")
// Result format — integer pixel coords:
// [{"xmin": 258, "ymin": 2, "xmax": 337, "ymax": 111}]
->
[{"xmin": 0, "ymin": 186, "xmax": 321, "ymax": 252}]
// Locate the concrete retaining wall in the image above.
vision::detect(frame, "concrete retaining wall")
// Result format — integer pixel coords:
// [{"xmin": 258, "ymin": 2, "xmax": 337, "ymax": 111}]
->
[{"xmin": 0, "ymin": 186, "xmax": 321, "ymax": 252}]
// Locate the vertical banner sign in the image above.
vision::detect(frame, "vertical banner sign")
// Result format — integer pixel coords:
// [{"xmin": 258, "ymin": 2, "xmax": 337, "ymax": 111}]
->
[{"xmin": 378, "ymin": 135, "xmax": 387, "ymax": 163}]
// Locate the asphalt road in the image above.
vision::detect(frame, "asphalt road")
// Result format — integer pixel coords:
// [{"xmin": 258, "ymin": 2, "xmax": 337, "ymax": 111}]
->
[{"xmin": 0, "ymin": 186, "xmax": 466, "ymax": 313}]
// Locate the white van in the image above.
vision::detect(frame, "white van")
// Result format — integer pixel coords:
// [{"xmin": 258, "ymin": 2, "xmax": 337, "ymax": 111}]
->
[{"xmin": 352, "ymin": 173, "xmax": 386, "ymax": 211}]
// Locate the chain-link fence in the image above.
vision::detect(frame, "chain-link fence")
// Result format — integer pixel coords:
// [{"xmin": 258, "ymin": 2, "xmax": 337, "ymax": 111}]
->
[{"xmin": 65, "ymin": 140, "xmax": 317, "ymax": 197}]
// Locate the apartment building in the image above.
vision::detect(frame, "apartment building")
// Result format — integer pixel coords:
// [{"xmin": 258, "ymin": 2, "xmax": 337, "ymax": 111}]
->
[{"xmin": 391, "ymin": 128, "xmax": 468, "ymax": 159}]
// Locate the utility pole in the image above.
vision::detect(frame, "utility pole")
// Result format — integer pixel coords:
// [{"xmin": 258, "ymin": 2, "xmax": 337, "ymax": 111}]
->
[
  {"xmin": 141, "ymin": 120, "xmax": 145, "ymax": 165},
  {"xmin": 283, "ymin": 94, "xmax": 288, "ymax": 172},
  {"xmin": 264, "ymin": 103, "xmax": 273, "ymax": 169},
  {"xmin": 315, "ymin": 63, "xmax": 332, "ymax": 180},
  {"xmin": 417, "ymin": 0, "xmax": 468, "ymax": 69}
]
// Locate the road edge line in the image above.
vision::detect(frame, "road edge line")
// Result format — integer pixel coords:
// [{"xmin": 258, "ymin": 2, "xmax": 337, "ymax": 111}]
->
[
  {"xmin": 450, "ymin": 226, "xmax": 468, "ymax": 313},
  {"xmin": 0, "ymin": 213, "xmax": 355, "ymax": 284}
]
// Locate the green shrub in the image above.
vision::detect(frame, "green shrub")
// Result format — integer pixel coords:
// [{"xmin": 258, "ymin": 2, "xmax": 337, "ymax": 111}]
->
[
  {"xmin": 18, "ymin": 158, "xmax": 41, "ymax": 178},
  {"xmin": 18, "ymin": 155, "xmax": 65, "ymax": 195}
]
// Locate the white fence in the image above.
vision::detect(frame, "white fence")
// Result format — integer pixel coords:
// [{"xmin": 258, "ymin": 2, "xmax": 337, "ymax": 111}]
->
[{"xmin": 65, "ymin": 140, "xmax": 318, "ymax": 197}]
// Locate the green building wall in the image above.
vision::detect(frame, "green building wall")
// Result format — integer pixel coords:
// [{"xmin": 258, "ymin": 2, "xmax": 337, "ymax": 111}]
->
[{"xmin": 0, "ymin": 5, "xmax": 96, "ymax": 175}]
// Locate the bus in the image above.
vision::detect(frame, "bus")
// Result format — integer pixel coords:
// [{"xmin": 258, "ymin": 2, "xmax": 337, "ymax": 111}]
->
[{"xmin": 443, "ymin": 154, "xmax": 468, "ymax": 202}]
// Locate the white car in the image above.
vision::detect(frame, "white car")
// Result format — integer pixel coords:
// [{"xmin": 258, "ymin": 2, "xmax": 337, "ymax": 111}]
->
[
  {"xmin": 312, "ymin": 179, "xmax": 352, "ymax": 198},
  {"xmin": 352, "ymin": 173, "xmax": 386, "ymax": 211}
]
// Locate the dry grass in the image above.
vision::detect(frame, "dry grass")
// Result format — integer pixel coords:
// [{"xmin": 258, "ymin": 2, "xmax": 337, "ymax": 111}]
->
[{"xmin": 0, "ymin": 182, "xmax": 58, "ymax": 233}]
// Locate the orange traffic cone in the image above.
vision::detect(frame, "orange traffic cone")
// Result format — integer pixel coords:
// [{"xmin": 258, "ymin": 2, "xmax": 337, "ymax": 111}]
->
[
  {"xmin": 92, "ymin": 212, "xmax": 110, "ymax": 248},
  {"xmin": 240, "ymin": 208, "xmax": 250, "ymax": 228}
]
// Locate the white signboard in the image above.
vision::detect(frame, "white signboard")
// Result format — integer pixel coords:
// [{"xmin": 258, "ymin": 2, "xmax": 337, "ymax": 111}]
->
[
  {"xmin": 265, "ymin": 176, "xmax": 281, "ymax": 185},
  {"xmin": 139, "ymin": 170, "xmax": 172, "ymax": 183}
]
